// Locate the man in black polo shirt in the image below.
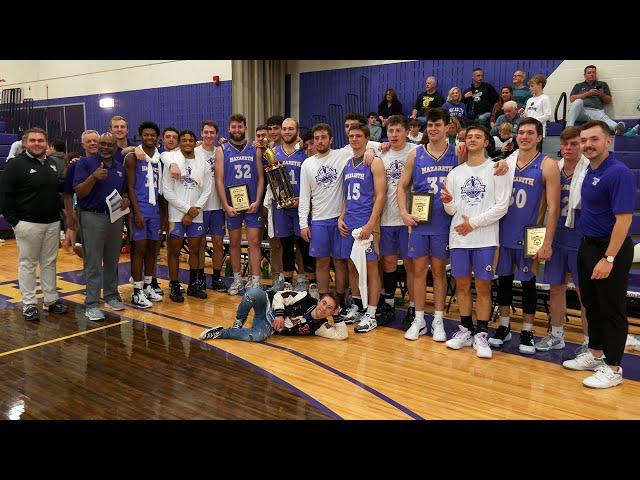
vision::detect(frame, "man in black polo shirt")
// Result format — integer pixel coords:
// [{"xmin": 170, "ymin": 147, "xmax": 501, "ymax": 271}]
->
[
  {"xmin": 463, "ymin": 67, "xmax": 499, "ymax": 127},
  {"xmin": 562, "ymin": 120, "xmax": 635, "ymax": 388},
  {"xmin": 0, "ymin": 128, "xmax": 69, "ymax": 321}
]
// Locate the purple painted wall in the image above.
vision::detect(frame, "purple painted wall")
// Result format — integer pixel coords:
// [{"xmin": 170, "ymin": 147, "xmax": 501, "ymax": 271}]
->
[
  {"xmin": 32, "ymin": 80, "xmax": 233, "ymax": 139},
  {"xmin": 300, "ymin": 60, "xmax": 563, "ymax": 145}
]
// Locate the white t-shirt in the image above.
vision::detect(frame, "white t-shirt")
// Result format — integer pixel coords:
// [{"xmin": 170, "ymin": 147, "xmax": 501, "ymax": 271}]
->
[
  {"xmin": 523, "ymin": 94, "xmax": 552, "ymax": 136},
  {"xmin": 7, "ymin": 140, "xmax": 23, "ymax": 160},
  {"xmin": 161, "ymin": 150, "xmax": 212, "ymax": 223},
  {"xmin": 444, "ymin": 158, "xmax": 513, "ymax": 249},
  {"xmin": 408, "ymin": 132, "xmax": 423, "ymax": 143},
  {"xmin": 194, "ymin": 144, "xmax": 222, "ymax": 211},
  {"xmin": 379, "ymin": 143, "xmax": 418, "ymax": 227},
  {"xmin": 160, "ymin": 147, "xmax": 179, "ymax": 168}
]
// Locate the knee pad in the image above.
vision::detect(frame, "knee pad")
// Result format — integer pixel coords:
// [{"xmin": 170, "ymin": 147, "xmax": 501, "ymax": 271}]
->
[
  {"xmin": 497, "ymin": 275, "xmax": 514, "ymax": 306},
  {"xmin": 521, "ymin": 277, "xmax": 537, "ymax": 314}
]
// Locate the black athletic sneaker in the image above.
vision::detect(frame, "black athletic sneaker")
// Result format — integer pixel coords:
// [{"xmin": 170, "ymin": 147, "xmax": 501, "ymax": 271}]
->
[
  {"xmin": 376, "ymin": 302, "xmax": 396, "ymax": 326},
  {"xmin": 488, "ymin": 324, "xmax": 512, "ymax": 347},
  {"xmin": 519, "ymin": 330, "xmax": 536, "ymax": 355},
  {"xmin": 210, "ymin": 277, "xmax": 228, "ymax": 292},
  {"xmin": 170, "ymin": 281, "xmax": 184, "ymax": 303},
  {"xmin": 402, "ymin": 306, "xmax": 415, "ymax": 331},
  {"xmin": 187, "ymin": 283, "xmax": 208, "ymax": 299},
  {"xmin": 150, "ymin": 278, "xmax": 164, "ymax": 296},
  {"xmin": 43, "ymin": 300, "xmax": 68, "ymax": 314},
  {"xmin": 199, "ymin": 326, "xmax": 223, "ymax": 340},
  {"xmin": 23, "ymin": 305, "xmax": 40, "ymax": 321}
]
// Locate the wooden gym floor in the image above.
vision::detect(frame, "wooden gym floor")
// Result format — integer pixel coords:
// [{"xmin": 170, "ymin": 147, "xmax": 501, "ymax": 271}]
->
[{"xmin": 0, "ymin": 239, "xmax": 639, "ymax": 420}]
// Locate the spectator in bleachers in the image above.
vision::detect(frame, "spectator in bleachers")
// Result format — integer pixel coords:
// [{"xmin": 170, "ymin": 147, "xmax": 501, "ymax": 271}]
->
[
  {"xmin": 0, "ymin": 127, "xmax": 69, "ymax": 321},
  {"xmin": 410, "ymin": 76, "xmax": 446, "ymax": 126},
  {"xmin": 377, "ymin": 88, "xmax": 403, "ymax": 128},
  {"xmin": 463, "ymin": 67, "xmax": 499, "ymax": 127},
  {"xmin": 623, "ymin": 123, "xmax": 639, "ymax": 136},
  {"xmin": 492, "ymin": 122, "xmax": 515, "ymax": 159},
  {"xmin": 442, "ymin": 87, "xmax": 468, "ymax": 126},
  {"xmin": 490, "ymin": 86, "xmax": 514, "ymax": 128},
  {"xmin": 7, "ymin": 134, "xmax": 25, "ymax": 160},
  {"xmin": 445, "ymin": 117, "xmax": 462, "ymax": 145},
  {"xmin": 367, "ymin": 112, "xmax": 382, "ymax": 142},
  {"xmin": 562, "ymin": 120, "xmax": 635, "ymax": 389},
  {"xmin": 521, "ymin": 74, "xmax": 552, "ymax": 137},
  {"xmin": 47, "ymin": 138, "xmax": 66, "ymax": 178},
  {"xmin": 512, "ymin": 70, "xmax": 532, "ymax": 109},
  {"xmin": 407, "ymin": 119, "xmax": 423, "ymax": 144},
  {"xmin": 490, "ymin": 100, "xmax": 522, "ymax": 137},
  {"xmin": 566, "ymin": 65, "xmax": 625, "ymax": 135},
  {"xmin": 73, "ymin": 133, "xmax": 130, "ymax": 321},
  {"xmin": 457, "ymin": 128, "xmax": 467, "ymax": 144}
]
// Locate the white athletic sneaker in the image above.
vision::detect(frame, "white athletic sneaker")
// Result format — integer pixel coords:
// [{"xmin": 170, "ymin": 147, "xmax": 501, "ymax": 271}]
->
[
  {"xmin": 228, "ymin": 278, "xmax": 245, "ymax": 295},
  {"xmin": 144, "ymin": 285, "xmax": 163, "ymax": 302},
  {"xmin": 354, "ymin": 313, "xmax": 377, "ymax": 333},
  {"xmin": 583, "ymin": 365, "xmax": 623, "ymax": 389},
  {"xmin": 473, "ymin": 332, "xmax": 493, "ymax": 358},
  {"xmin": 446, "ymin": 325, "xmax": 473, "ymax": 350},
  {"xmin": 341, "ymin": 304, "xmax": 361, "ymax": 324},
  {"xmin": 247, "ymin": 278, "xmax": 263, "ymax": 290},
  {"xmin": 85, "ymin": 307, "xmax": 105, "ymax": 321},
  {"xmin": 431, "ymin": 318, "xmax": 447, "ymax": 342},
  {"xmin": 562, "ymin": 351, "xmax": 605, "ymax": 371},
  {"xmin": 404, "ymin": 317, "xmax": 427, "ymax": 341},
  {"xmin": 132, "ymin": 290, "xmax": 152, "ymax": 309}
]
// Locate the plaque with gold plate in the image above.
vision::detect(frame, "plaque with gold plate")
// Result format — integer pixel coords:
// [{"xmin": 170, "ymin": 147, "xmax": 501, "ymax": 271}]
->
[
  {"xmin": 408, "ymin": 192, "xmax": 433, "ymax": 223},
  {"xmin": 263, "ymin": 143, "xmax": 296, "ymax": 209},
  {"xmin": 228, "ymin": 184, "xmax": 250, "ymax": 212},
  {"xmin": 524, "ymin": 226, "xmax": 546, "ymax": 258}
]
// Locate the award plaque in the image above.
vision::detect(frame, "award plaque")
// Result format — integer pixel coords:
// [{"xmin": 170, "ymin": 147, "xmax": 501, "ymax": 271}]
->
[
  {"xmin": 524, "ymin": 226, "xmax": 546, "ymax": 258},
  {"xmin": 409, "ymin": 192, "xmax": 433, "ymax": 223},
  {"xmin": 228, "ymin": 184, "xmax": 250, "ymax": 212}
]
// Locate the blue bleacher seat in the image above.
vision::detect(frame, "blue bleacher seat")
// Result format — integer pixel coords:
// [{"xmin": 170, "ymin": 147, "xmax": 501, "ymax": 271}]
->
[
  {"xmin": 0, "ymin": 133, "xmax": 17, "ymax": 144},
  {"xmin": 0, "ymin": 145, "xmax": 10, "ymax": 157},
  {"xmin": 615, "ymin": 151, "xmax": 640, "ymax": 169},
  {"xmin": 615, "ymin": 136, "xmax": 640, "ymax": 152},
  {"xmin": 0, "ymin": 156, "xmax": 7, "ymax": 169},
  {"xmin": 0, "ymin": 121, "xmax": 6, "ymax": 132}
]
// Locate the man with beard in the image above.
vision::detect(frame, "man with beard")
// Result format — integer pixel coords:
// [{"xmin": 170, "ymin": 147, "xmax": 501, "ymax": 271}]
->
[
  {"xmin": 268, "ymin": 117, "xmax": 315, "ymax": 292},
  {"xmin": 73, "ymin": 133, "xmax": 130, "ymax": 321},
  {"xmin": 562, "ymin": 121, "xmax": 635, "ymax": 389},
  {"xmin": 215, "ymin": 114, "xmax": 265, "ymax": 295},
  {"xmin": 162, "ymin": 130, "xmax": 212, "ymax": 302},
  {"xmin": 125, "ymin": 121, "xmax": 165, "ymax": 308},
  {"xmin": 0, "ymin": 128, "xmax": 69, "ymax": 321}
]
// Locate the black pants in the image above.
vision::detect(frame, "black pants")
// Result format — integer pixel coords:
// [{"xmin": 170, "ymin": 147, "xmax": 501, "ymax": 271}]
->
[
  {"xmin": 578, "ymin": 236, "xmax": 633, "ymax": 366},
  {"xmin": 279, "ymin": 235, "xmax": 315, "ymax": 274}
]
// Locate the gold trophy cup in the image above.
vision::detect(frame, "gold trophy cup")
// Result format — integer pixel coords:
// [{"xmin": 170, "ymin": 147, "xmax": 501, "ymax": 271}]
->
[{"xmin": 263, "ymin": 143, "xmax": 296, "ymax": 209}]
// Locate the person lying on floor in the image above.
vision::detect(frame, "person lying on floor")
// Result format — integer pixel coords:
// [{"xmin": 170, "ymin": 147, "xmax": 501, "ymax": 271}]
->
[{"xmin": 199, "ymin": 287, "xmax": 347, "ymax": 341}]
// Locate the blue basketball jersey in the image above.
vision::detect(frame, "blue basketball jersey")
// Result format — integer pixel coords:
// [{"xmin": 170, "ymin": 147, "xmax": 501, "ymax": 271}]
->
[
  {"xmin": 411, "ymin": 144, "xmax": 457, "ymax": 234},
  {"xmin": 499, "ymin": 152, "xmax": 546, "ymax": 248},
  {"xmin": 274, "ymin": 144, "xmax": 306, "ymax": 197},
  {"xmin": 134, "ymin": 159, "xmax": 160, "ymax": 218},
  {"xmin": 554, "ymin": 169, "xmax": 582, "ymax": 251},
  {"xmin": 343, "ymin": 158, "xmax": 375, "ymax": 230},
  {"xmin": 223, "ymin": 142, "xmax": 259, "ymax": 203}
]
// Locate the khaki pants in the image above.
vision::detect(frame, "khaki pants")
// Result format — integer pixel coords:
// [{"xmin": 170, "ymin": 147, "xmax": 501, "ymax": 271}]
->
[{"xmin": 13, "ymin": 220, "xmax": 61, "ymax": 309}]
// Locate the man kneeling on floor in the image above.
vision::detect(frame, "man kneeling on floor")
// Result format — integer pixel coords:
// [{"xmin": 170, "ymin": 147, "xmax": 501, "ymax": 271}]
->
[{"xmin": 199, "ymin": 288, "xmax": 347, "ymax": 341}]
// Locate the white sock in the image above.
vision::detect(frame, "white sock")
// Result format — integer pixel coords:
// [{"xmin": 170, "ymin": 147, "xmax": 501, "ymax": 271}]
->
[
  {"xmin": 252, "ymin": 275, "xmax": 260, "ymax": 284},
  {"xmin": 434, "ymin": 310, "xmax": 443, "ymax": 322},
  {"xmin": 409, "ymin": 301, "xmax": 415, "ymax": 308},
  {"xmin": 500, "ymin": 316, "xmax": 510, "ymax": 327},
  {"xmin": 551, "ymin": 326, "xmax": 564, "ymax": 337},
  {"xmin": 522, "ymin": 323, "xmax": 533, "ymax": 332},
  {"xmin": 367, "ymin": 305, "xmax": 377, "ymax": 317},
  {"xmin": 415, "ymin": 311, "xmax": 424, "ymax": 323},
  {"xmin": 385, "ymin": 298, "xmax": 395, "ymax": 307},
  {"xmin": 583, "ymin": 335, "xmax": 589, "ymax": 345},
  {"xmin": 134, "ymin": 281, "xmax": 144, "ymax": 290},
  {"xmin": 234, "ymin": 272, "xmax": 242, "ymax": 281}
]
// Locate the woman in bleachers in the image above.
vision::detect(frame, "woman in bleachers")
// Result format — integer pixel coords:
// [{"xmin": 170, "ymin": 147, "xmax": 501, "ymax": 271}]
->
[
  {"xmin": 377, "ymin": 88, "xmax": 403, "ymax": 128},
  {"xmin": 442, "ymin": 87, "xmax": 467, "ymax": 126},
  {"xmin": 490, "ymin": 86, "xmax": 514, "ymax": 129}
]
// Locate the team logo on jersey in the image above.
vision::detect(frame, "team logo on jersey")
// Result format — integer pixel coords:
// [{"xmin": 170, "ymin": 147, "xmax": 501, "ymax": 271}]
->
[
  {"xmin": 592, "ymin": 177, "xmax": 600, "ymax": 186},
  {"xmin": 315, "ymin": 165, "xmax": 338, "ymax": 188},
  {"xmin": 386, "ymin": 159, "xmax": 404, "ymax": 183}
]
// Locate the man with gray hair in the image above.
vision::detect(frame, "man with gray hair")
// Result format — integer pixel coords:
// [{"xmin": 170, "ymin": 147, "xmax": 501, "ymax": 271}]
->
[
  {"xmin": 566, "ymin": 65, "xmax": 625, "ymax": 135},
  {"xmin": 512, "ymin": 70, "xmax": 532, "ymax": 109},
  {"xmin": 411, "ymin": 76, "xmax": 446, "ymax": 126},
  {"xmin": 490, "ymin": 100, "xmax": 522, "ymax": 136}
]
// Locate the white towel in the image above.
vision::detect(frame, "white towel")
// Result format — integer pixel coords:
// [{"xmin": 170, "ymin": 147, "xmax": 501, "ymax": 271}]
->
[
  {"xmin": 139, "ymin": 144, "xmax": 162, "ymax": 205},
  {"xmin": 350, "ymin": 227, "xmax": 374, "ymax": 308},
  {"xmin": 558, "ymin": 155, "xmax": 589, "ymax": 228}
]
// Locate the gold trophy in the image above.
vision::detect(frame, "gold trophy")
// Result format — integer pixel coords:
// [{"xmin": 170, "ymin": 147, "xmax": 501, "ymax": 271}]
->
[{"xmin": 263, "ymin": 142, "xmax": 296, "ymax": 209}]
